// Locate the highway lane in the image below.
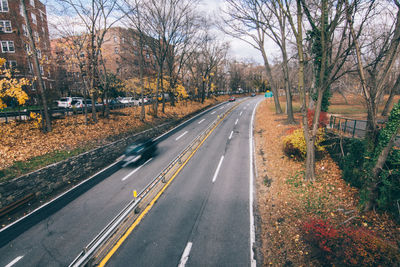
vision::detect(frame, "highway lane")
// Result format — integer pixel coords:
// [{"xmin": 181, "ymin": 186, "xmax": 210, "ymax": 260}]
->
[
  {"xmin": 0, "ymin": 101, "xmax": 235, "ymax": 267},
  {"xmin": 105, "ymin": 97, "xmax": 261, "ymax": 266}
]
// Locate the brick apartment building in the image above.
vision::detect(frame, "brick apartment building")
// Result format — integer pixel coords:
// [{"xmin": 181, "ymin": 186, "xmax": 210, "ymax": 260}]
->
[
  {"xmin": 0, "ymin": 0, "xmax": 54, "ymax": 104},
  {"xmin": 51, "ymin": 27, "xmax": 156, "ymax": 97}
]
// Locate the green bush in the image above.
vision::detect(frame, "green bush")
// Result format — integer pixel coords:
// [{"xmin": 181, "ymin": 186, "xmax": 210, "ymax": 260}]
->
[{"xmin": 327, "ymin": 136, "xmax": 400, "ymax": 219}]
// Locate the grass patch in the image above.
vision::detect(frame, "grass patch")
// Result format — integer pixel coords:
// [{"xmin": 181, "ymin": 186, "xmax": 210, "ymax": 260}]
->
[
  {"xmin": 0, "ymin": 146, "xmax": 92, "ymax": 183},
  {"xmin": 328, "ymin": 105, "xmax": 366, "ymax": 115}
]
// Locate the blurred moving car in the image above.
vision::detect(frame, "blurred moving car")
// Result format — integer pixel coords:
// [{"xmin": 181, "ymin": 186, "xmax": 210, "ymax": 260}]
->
[
  {"xmin": 229, "ymin": 96, "xmax": 236, "ymax": 102},
  {"xmin": 121, "ymin": 139, "xmax": 158, "ymax": 167}
]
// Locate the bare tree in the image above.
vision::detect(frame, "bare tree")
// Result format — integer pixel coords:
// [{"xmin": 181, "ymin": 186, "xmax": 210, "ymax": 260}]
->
[
  {"xmin": 20, "ymin": 0, "xmax": 52, "ymax": 132},
  {"xmin": 119, "ymin": 0, "xmax": 150, "ymax": 121},
  {"xmin": 222, "ymin": 0, "xmax": 283, "ymax": 114},
  {"xmin": 259, "ymin": 0, "xmax": 295, "ymax": 123},
  {"xmin": 56, "ymin": 0, "xmax": 120, "ymax": 123},
  {"xmin": 137, "ymin": 0, "xmax": 200, "ymax": 115},
  {"xmin": 346, "ymin": 0, "xmax": 400, "ymax": 210},
  {"xmin": 347, "ymin": 0, "xmax": 400, "ymax": 145}
]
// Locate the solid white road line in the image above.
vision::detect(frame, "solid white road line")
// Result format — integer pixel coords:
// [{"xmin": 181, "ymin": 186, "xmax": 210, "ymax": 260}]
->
[
  {"xmin": 198, "ymin": 119, "xmax": 205, "ymax": 124},
  {"xmin": 229, "ymin": 131, "xmax": 234, "ymax": 140},
  {"xmin": 240, "ymin": 111, "xmax": 243, "ymax": 116},
  {"xmin": 235, "ymin": 118, "xmax": 239, "ymax": 125},
  {"xmin": 178, "ymin": 242, "xmax": 193, "ymax": 267},
  {"xmin": 249, "ymin": 101, "xmax": 260, "ymax": 267},
  {"xmin": 212, "ymin": 156, "xmax": 224, "ymax": 183},
  {"xmin": 5, "ymin": 256, "xmax": 24, "ymax": 267},
  {"xmin": 211, "ymin": 111, "xmax": 216, "ymax": 114},
  {"xmin": 176, "ymin": 131, "xmax": 188, "ymax": 141},
  {"xmin": 121, "ymin": 158, "xmax": 152, "ymax": 181},
  {"xmin": 219, "ymin": 106, "xmax": 224, "ymax": 110}
]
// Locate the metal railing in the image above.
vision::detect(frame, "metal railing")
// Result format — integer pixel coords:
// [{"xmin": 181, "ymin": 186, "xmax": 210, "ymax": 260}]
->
[
  {"xmin": 0, "ymin": 103, "xmax": 139, "ymax": 123},
  {"xmin": 69, "ymin": 101, "xmax": 240, "ymax": 266},
  {"xmin": 329, "ymin": 115, "xmax": 399, "ymax": 144}
]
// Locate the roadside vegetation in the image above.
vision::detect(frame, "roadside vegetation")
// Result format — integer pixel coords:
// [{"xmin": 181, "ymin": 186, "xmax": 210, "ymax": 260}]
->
[
  {"xmin": 0, "ymin": 96, "xmax": 228, "ymax": 183},
  {"xmin": 255, "ymin": 94, "xmax": 400, "ymax": 266}
]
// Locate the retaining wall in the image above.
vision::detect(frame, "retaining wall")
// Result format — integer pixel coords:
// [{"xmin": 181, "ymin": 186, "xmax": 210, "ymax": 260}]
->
[{"xmin": 0, "ymin": 122, "xmax": 172, "ymax": 211}]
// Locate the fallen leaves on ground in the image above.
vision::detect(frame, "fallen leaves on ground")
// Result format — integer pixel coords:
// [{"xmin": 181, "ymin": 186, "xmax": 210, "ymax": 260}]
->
[
  {"xmin": 254, "ymin": 99, "xmax": 400, "ymax": 266},
  {"xmin": 0, "ymin": 97, "xmax": 228, "ymax": 170}
]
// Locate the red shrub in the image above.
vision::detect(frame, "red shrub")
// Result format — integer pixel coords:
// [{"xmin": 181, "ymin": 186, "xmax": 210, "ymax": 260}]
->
[
  {"xmin": 307, "ymin": 109, "xmax": 329, "ymax": 128},
  {"xmin": 302, "ymin": 218, "xmax": 400, "ymax": 266}
]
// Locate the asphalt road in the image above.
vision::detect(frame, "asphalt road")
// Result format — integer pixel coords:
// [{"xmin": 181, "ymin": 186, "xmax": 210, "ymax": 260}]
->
[
  {"xmin": 105, "ymin": 98, "xmax": 260, "ymax": 267},
  {"xmin": 0, "ymin": 97, "xmax": 261, "ymax": 267}
]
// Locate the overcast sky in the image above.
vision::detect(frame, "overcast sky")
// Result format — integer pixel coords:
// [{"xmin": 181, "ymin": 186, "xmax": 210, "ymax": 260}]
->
[
  {"xmin": 45, "ymin": 0, "xmax": 278, "ymax": 65},
  {"xmin": 199, "ymin": 0, "xmax": 280, "ymax": 65}
]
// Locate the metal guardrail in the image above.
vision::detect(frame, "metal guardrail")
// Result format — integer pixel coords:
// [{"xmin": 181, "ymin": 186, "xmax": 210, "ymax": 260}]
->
[
  {"xmin": 69, "ymin": 101, "xmax": 240, "ymax": 267},
  {"xmin": 0, "ymin": 103, "xmax": 139, "ymax": 123}
]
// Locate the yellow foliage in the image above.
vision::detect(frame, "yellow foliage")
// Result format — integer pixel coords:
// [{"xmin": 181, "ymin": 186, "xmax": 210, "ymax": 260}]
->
[
  {"xmin": 176, "ymin": 83, "xmax": 188, "ymax": 99},
  {"xmin": 30, "ymin": 112, "xmax": 42, "ymax": 128},
  {"xmin": 210, "ymin": 82, "xmax": 216, "ymax": 92},
  {"xmin": 282, "ymin": 128, "xmax": 325, "ymax": 160},
  {"xmin": 0, "ymin": 58, "xmax": 30, "ymax": 109}
]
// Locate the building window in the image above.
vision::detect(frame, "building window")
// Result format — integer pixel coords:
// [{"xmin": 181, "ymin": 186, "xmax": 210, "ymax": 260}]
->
[
  {"xmin": 146, "ymin": 53, "xmax": 150, "ymax": 59},
  {"xmin": 20, "ymin": 4, "xmax": 23, "ymax": 16},
  {"xmin": 1, "ymin": 41, "xmax": 14, "ymax": 53},
  {"xmin": 40, "ymin": 65, "xmax": 44, "ymax": 75},
  {"xmin": 42, "ymin": 27, "xmax": 45, "ymax": 34},
  {"xmin": 113, "ymin": 36, "xmax": 118, "ymax": 43},
  {"xmin": 122, "ymin": 37, "xmax": 125, "ymax": 43},
  {"xmin": 0, "ymin": 20, "xmax": 11, "ymax": 33},
  {"xmin": 30, "ymin": 0, "xmax": 35, "ymax": 8},
  {"xmin": 31, "ymin": 13, "xmax": 37, "ymax": 25},
  {"xmin": 37, "ymin": 49, "xmax": 42, "ymax": 58},
  {"xmin": 33, "ymin": 31, "xmax": 39, "ymax": 42},
  {"xmin": 3, "ymin": 60, "xmax": 16, "ymax": 69},
  {"xmin": 22, "ymin": 24, "xmax": 28, "ymax": 36},
  {"xmin": 114, "ymin": 47, "xmax": 119, "ymax": 54},
  {"xmin": 0, "ymin": 0, "xmax": 9, "ymax": 12}
]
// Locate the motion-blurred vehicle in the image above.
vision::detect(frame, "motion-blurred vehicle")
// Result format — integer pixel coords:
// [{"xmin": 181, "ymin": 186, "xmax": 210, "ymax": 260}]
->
[
  {"xmin": 121, "ymin": 139, "xmax": 157, "ymax": 167},
  {"xmin": 229, "ymin": 96, "xmax": 236, "ymax": 102}
]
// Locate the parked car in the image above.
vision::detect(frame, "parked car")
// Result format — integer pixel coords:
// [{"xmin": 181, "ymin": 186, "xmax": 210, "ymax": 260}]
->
[
  {"xmin": 57, "ymin": 97, "xmax": 83, "ymax": 108},
  {"xmin": 71, "ymin": 99, "xmax": 101, "ymax": 108},
  {"xmin": 119, "ymin": 97, "xmax": 135, "ymax": 104},
  {"xmin": 138, "ymin": 96, "xmax": 151, "ymax": 105},
  {"xmin": 229, "ymin": 96, "xmax": 236, "ymax": 102},
  {"xmin": 251, "ymin": 93, "xmax": 256, "ymax": 97},
  {"xmin": 107, "ymin": 99, "xmax": 122, "ymax": 107},
  {"xmin": 120, "ymin": 139, "xmax": 158, "ymax": 167}
]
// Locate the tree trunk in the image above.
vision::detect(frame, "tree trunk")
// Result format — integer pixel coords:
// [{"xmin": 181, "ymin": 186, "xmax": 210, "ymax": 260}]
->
[
  {"xmin": 381, "ymin": 74, "xmax": 400, "ymax": 116},
  {"xmin": 364, "ymin": 100, "xmax": 400, "ymax": 210},
  {"xmin": 260, "ymin": 47, "xmax": 283, "ymax": 114},
  {"xmin": 282, "ymin": 48, "xmax": 295, "ymax": 124},
  {"xmin": 21, "ymin": 0, "xmax": 51, "ymax": 132},
  {"xmin": 305, "ymin": 135, "xmax": 316, "ymax": 181}
]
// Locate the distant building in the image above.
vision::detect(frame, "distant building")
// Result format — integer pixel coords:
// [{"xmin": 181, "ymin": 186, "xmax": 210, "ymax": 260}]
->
[
  {"xmin": 0, "ymin": 0, "xmax": 55, "ymax": 104},
  {"xmin": 51, "ymin": 27, "xmax": 156, "ymax": 97}
]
